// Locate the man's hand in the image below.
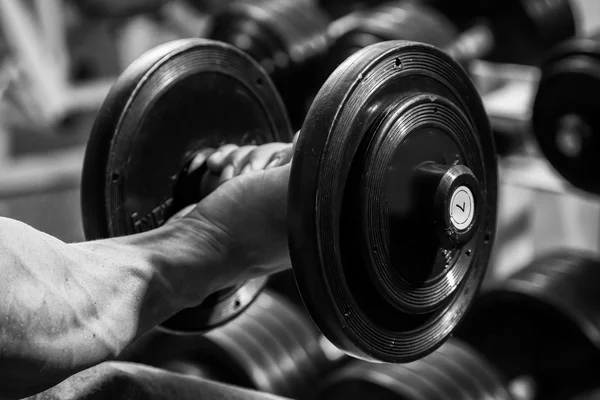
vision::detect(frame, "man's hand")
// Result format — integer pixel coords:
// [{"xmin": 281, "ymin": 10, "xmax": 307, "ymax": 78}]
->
[{"xmin": 169, "ymin": 139, "xmax": 296, "ymax": 302}]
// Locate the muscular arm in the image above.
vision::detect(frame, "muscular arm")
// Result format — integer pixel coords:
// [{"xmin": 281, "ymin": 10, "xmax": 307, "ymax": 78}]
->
[{"xmin": 0, "ymin": 216, "xmax": 228, "ymax": 399}]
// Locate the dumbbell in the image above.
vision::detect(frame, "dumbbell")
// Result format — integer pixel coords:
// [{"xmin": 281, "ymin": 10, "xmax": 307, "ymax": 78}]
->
[
  {"xmin": 455, "ymin": 251, "xmax": 600, "ymax": 400},
  {"xmin": 317, "ymin": 338, "xmax": 514, "ymax": 400},
  {"xmin": 333, "ymin": 0, "xmax": 575, "ymax": 71},
  {"xmin": 119, "ymin": 291, "xmax": 345, "ymax": 400},
  {"xmin": 531, "ymin": 32, "xmax": 600, "ymax": 196},
  {"xmin": 80, "ymin": 37, "xmax": 497, "ymax": 363},
  {"xmin": 206, "ymin": 0, "xmax": 460, "ymax": 129},
  {"xmin": 326, "ymin": 1, "xmax": 460, "ymax": 74}
]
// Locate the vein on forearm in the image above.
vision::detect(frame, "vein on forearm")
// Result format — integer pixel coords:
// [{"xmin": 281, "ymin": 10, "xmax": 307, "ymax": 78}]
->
[{"xmin": 0, "ymin": 217, "xmax": 172, "ymax": 393}]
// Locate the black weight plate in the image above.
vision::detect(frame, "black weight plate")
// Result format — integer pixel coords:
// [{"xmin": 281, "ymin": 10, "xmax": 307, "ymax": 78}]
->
[
  {"xmin": 532, "ymin": 36, "xmax": 600, "ymax": 195},
  {"xmin": 201, "ymin": 291, "xmax": 334, "ymax": 399},
  {"xmin": 456, "ymin": 251, "xmax": 600, "ymax": 398},
  {"xmin": 290, "ymin": 40, "xmax": 496, "ymax": 362},
  {"xmin": 247, "ymin": 303, "xmax": 312, "ymax": 395},
  {"xmin": 482, "ymin": 0, "xmax": 576, "ymax": 65},
  {"xmin": 327, "ymin": 2, "xmax": 458, "ymax": 78},
  {"xmin": 317, "ymin": 339, "xmax": 512, "ymax": 400},
  {"xmin": 208, "ymin": 0, "xmax": 330, "ymax": 130},
  {"xmin": 117, "ymin": 291, "xmax": 331, "ymax": 399},
  {"xmin": 430, "ymin": 340, "xmax": 513, "ymax": 400},
  {"xmin": 81, "ymin": 38, "xmax": 293, "ymax": 332}
]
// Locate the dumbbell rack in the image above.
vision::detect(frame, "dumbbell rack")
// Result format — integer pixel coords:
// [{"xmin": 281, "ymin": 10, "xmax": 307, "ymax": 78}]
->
[{"xmin": 472, "ymin": 61, "xmax": 600, "ymax": 285}]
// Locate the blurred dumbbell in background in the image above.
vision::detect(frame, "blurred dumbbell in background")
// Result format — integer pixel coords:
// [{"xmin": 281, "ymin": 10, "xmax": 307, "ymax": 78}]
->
[
  {"xmin": 532, "ymin": 31, "xmax": 600, "ymax": 196},
  {"xmin": 457, "ymin": 251, "xmax": 600, "ymax": 400}
]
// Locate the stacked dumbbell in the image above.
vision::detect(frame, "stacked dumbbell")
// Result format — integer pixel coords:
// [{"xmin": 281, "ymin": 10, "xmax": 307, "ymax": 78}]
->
[
  {"xmin": 456, "ymin": 251, "xmax": 600, "ymax": 399},
  {"xmin": 317, "ymin": 339, "xmax": 515, "ymax": 400},
  {"xmin": 120, "ymin": 291, "xmax": 347, "ymax": 400},
  {"xmin": 206, "ymin": 0, "xmax": 576, "ymax": 130},
  {"xmin": 531, "ymin": 31, "xmax": 600, "ymax": 196},
  {"xmin": 332, "ymin": 0, "xmax": 576, "ymax": 70},
  {"xmin": 419, "ymin": 0, "xmax": 576, "ymax": 65},
  {"xmin": 206, "ymin": 0, "xmax": 461, "ymax": 129},
  {"xmin": 206, "ymin": 0, "xmax": 331, "ymax": 129}
]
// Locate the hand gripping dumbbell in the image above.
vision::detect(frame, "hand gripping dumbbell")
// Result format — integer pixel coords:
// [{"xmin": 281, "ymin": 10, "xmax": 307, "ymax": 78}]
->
[
  {"xmin": 531, "ymin": 32, "xmax": 600, "ymax": 196},
  {"xmin": 206, "ymin": 0, "xmax": 461, "ymax": 305},
  {"xmin": 81, "ymin": 37, "xmax": 497, "ymax": 363},
  {"xmin": 206, "ymin": 0, "xmax": 460, "ymax": 129},
  {"xmin": 456, "ymin": 251, "xmax": 600, "ymax": 400},
  {"xmin": 333, "ymin": 0, "xmax": 576, "ymax": 72}
]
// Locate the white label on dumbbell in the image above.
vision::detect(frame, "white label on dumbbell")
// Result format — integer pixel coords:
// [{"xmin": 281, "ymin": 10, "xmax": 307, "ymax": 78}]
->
[{"xmin": 449, "ymin": 186, "xmax": 474, "ymax": 231}]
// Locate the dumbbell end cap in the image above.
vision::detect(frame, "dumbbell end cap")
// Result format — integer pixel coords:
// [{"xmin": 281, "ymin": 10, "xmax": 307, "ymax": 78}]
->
[{"xmin": 430, "ymin": 163, "xmax": 482, "ymax": 246}]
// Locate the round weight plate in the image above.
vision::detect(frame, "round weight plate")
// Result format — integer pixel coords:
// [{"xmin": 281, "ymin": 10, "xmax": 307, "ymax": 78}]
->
[
  {"xmin": 456, "ymin": 251, "xmax": 600, "ymax": 397},
  {"xmin": 430, "ymin": 340, "xmax": 513, "ymax": 400},
  {"xmin": 81, "ymin": 38, "xmax": 293, "ymax": 332},
  {"xmin": 328, "ymin": 2, "xmax": 458, "ymax": 79},
  {"xmin": 117, "ymin": 291, "xmax": 331, "ymax": 399},
  {"xmin": 178, "ymin": 291, "xmax": 335, "ymax": 399},
  {"xmin": 532, "ymin": 36, "xmax": 600, "ymax": 195},
  {"xmin": 208, "ymin": 0, "xmax": 330, "ymax": 130},
  {"xmin": 492, "ymin": 0, "xmax": 575, "ymax": 65},
  {"xmin": 290, "ymin": 40, "xmax": 497, "ymax": 363},
  {"xmin": 317, "ymin": 339, "xmax": 512, "ymax": 400}
]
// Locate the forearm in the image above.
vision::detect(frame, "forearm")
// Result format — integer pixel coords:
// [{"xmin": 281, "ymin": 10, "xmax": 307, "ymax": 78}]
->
[
  {"xmin": 0, "ymin": 216, "xmax": 225, "ymax": 399},
  {"xmin": 26, "ymin": 361, "xmax": 290, "ymax": 400}
]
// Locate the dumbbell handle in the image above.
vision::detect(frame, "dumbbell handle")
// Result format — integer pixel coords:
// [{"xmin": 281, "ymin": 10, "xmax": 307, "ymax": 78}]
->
[
  {"xmin": 175, "ymin": 141, "xmax": 293, "ymax": 206},
  {"xmin": 177, "ymin": 132, "xmax": 300, "ymax": 206},
  {"xmin": 443, "ymin": 22, "xmax": 496, "ymax": 65},
  {"xmin": 173, "ymin": 148, "xmax": 222, "ymax": 207}
]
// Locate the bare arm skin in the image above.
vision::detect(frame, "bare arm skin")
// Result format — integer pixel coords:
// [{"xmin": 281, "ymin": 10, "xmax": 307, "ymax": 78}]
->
[
  {"xmin": 0, "ymin": 144, "xmax": 292, "ymax": 400},
  {"xmin": 0, "ymin": 215, "xmax": 227, "ymax": 399},
  {"xmin": 25, "ymin": 361, "xmax": 290, "ymax": 400}
]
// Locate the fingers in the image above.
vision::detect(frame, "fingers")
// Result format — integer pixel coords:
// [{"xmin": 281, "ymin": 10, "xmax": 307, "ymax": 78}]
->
[
  {"xmin": 206, "ymin": 144, "xmax": 256, "ymax": 183},
  {"xmin": 219, "ymin": 145, "xmax": 257, "ymax": 182},
  {"xmin": 204, "ymin": 140, "xmax": 294, "ymax": 185},
  {"xmin": 240, "ymin": 143, "xmax": 291, "ymax": 174},
  {"xmin": 206, "ymin": 144, "xmax": 239, "ymax": 171},
  {"xmin": 267, "ymin": 143, "xmax": 294, "ymax": 169}
]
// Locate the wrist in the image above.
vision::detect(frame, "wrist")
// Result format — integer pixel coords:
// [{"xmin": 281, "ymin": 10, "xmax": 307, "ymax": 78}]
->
[{"xmin": 121, "ymin": 215, "xmax": 231, "ymax": 308}]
